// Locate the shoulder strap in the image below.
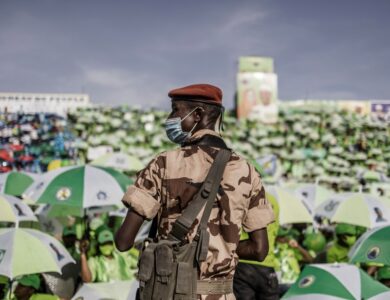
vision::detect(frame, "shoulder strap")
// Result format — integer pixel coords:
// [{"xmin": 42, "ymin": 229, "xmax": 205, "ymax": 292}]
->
[
  {"xmin": 182, "ymin": 134, "xmax": 230, "ymax": 150},
  {"xmin": 148, "ymin": 215, "xmax": 158, "ymax": 239},
  {"xmin": 168, "ymin": 149, "xmax": 231, "ymax": 242}
]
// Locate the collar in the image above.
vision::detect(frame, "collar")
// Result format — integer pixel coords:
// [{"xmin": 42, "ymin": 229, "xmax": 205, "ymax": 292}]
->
[{"xmin": 186, "ymin": 129, "xmax": 221, "ymax": 143}]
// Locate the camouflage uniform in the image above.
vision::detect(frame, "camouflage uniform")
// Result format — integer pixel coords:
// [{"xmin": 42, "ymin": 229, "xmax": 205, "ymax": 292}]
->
[{"xmin": 122, "ymin": 129, "xmax": 275, "ymax": 299}]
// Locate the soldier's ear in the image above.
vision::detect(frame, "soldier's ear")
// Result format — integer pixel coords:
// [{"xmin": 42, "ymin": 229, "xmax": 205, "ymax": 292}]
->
[{"xmin": 193, "ymin": 107, "xmax": 204, "ymax": 122}]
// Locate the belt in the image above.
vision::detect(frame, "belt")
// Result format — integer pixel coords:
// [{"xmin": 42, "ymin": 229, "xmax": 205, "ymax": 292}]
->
[{"xmin": 196, "ymin": 279, "xmax": 233, "ymax": 295}]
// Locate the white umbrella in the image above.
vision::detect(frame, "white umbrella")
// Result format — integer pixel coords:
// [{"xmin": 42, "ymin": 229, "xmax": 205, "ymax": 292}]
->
[
  {"xmin": 316, "ymin": 193, "xmax": 390, "ymax": 228},
  {"xmin": 91, "ymin": 152, "xmax": 144, "ymax": 172},
  {"xmin": 0, "ymin": 193, "xmax": 38, "ymax": 224},
  {"xmin": 266, "ymin": 186, "xmax": 313, "ymax": 225},
  {"xmin": 0, "ymin": 228, "xmax": 75, "ymax": 279},
  {"xmin": 71, "ymin": 280, "xmax": 136, "ymax": 300},
  {"xmin": 293, "ymin": 184, "xmax": 334, "ymax": 215},
  {"xmin": 368, "ymin": 291, "xmax": 390, "ymax": 300}
]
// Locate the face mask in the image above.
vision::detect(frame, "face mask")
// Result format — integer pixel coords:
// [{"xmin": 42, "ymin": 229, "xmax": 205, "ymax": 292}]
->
[
  {"xmin": 99, "ymin": 244, "xmax": 114, "ymax": 256},
  {"xmin": 165, "ymin": 107, "xmax": 200, "ymax": 144},
  {"xmin": 344, "ymin": 235, "xmax": 356, "ymax": 246}
]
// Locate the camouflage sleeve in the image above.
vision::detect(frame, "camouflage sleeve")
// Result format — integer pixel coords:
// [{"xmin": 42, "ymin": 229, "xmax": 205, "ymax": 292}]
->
[
  {"xmin": 242, "ymin": 166, "xmax": 275, "ymax": 232},
  {"xmin": 122, "ymin": 153, "xmax": 166, "ymax": 219}
]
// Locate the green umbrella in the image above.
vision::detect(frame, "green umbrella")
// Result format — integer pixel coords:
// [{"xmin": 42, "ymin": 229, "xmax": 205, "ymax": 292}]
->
[
  {"xmin": 24, "ymin": 165, "xmax": 132, "ymax": 217},
  {"xmin": 0, "ymin": 172, "xmax": 35, "ymax": 196},
  {"xmin": 0, "ymin": 194, "xmax": 37, "ymax": 224},
  {"xmin": 0, "ymin": 228, "xmax": 75, "ymax": 279},
  {"xmin": 282, "ymin": 263, "xmax": 389, "ymax": 300},
  {"xmin": 349, "ymin": 225, "xmax": 390, "ymax": 265},
  {"xmin": 91, "ymin": 152, "xmax": 144, "ymax": 172}
]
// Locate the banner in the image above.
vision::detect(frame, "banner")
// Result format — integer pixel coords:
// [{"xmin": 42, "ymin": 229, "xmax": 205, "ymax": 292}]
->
[
  {"xmin": 237, "ymin": 72, "xmax": 278, "ymax": 122},
  {"xmin": 338, "ymin": 100, "xmax": 370, "ymax": 115},
  {"xmin": 238, "ymin": 56, "xmax": 274, "ymax": 73},
  {"xmin": 371, "ymin": 101, "xmax": 390, "ymax": 121}
]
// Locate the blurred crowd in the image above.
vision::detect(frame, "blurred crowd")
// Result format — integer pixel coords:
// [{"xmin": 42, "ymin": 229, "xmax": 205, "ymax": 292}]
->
[
  {"xmin": 67, "ymin": 105, "xmax": 390, "ymax": 192},
  {"xmin": 1, "ymin": 105, "xmax": 389, "ymax": 191},
  {"xmin": 0, "ymin": 104, "xmax": 389, "ymax": 299},
  {"xmin": 0, "ymin": 113, "xmax": 79, "ymax": 173}
]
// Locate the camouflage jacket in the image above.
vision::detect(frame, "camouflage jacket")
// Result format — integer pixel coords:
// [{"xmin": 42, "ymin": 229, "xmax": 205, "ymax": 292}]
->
[{"xmin": 122, "ymin": 129, "xmax": 275, "ymax": 284}]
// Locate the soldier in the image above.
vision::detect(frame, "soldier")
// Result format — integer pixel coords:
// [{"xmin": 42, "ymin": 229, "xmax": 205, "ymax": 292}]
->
[{"xmin": 115, "ymin": 84, "xmax": 275, "ymax": 299}]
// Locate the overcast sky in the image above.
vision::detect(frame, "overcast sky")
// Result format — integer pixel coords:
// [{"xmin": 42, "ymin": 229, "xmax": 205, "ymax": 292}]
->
[{"xmin": 0, "ymin": 0, "xmax": 389, "ymax": 110}]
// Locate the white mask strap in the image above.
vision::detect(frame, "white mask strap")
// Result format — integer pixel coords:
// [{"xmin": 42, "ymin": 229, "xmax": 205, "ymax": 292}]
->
[{"xmin": 181, "ymin": 106, "xmax": 202, "ymax": 122}]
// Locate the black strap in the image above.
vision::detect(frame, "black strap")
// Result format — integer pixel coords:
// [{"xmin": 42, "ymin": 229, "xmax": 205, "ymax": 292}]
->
[
  {"xmin": 182, "ymin": 134, "xmax": 230, "ymax": 150},
  {"xmin": 168, "ymin": 149, "xmax": 231, "ymax": 242},
  {"xmin": 148, "ymin": 215, "xmax": 158, "ymax": 239}
]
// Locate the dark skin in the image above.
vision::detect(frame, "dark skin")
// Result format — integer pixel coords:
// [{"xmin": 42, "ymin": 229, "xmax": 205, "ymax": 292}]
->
[
  {"xmin": 276, "ymin": 236, "xmax": 314, "ymax": 263},
  {"xmin": 79, "ymin": 239, "xmax": 93, "ymax": 283},
  {"xmin": 14, "ymin": 284, "xmax": 35, "ymax": 300},
  {"xmin": 115, "ymin": 100, "xmax": 269, "ymax": 261}
]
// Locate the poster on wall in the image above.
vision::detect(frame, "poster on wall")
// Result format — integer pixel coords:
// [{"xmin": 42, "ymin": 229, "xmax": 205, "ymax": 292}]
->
[
  {"xmin": 238, "ymin": 56, "xmax": 274, "ymax": 73},
  {"xmin": 371, "ymin": 100, "xmax": 390, "ymax": 121},
  {"xmin": 236, "ymin": 72, "xmax": 278, "ymax": 122},
  {"xmin": 337, "ymin": 100, "xmax": 371, "ymax": 115}
]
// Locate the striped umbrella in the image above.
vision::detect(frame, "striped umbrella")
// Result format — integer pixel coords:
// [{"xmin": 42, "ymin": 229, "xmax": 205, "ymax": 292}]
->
[
  {"xmin": 349, "ymin": 225, "xmax": 390, "ymax": 265},
  {"xmin": 0, "ymin": 171, "xmax": 35, "ymax": 196},
  {"xmin": 282, "ymin": 264, "xmax": 389, "ymax": 300},
  {"xmin": 24, "ymin": 165, "xmax": 132, "ymax": 217}
]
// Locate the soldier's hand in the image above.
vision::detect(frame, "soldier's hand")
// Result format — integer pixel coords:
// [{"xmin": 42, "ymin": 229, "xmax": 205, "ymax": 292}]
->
[{"xmin": 80, "ymin": 239, "xmax": 90, "ymax": 254}]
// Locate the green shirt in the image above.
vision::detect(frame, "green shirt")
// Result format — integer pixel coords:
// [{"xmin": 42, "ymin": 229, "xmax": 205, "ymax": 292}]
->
[
  {"xmin": 88, "ymin": 251, "xmax": 134, "ymax": 282},
  {"xmin": 326, "ymin": 242, "xmax": 349, "ymax": 263},
  {"xmin": 239, "ymin": 193, "xmax": 279, "ymax": 268},
  {"xmin": 30, "ymin": 294, "xmax": 60, "ymax": 300}
]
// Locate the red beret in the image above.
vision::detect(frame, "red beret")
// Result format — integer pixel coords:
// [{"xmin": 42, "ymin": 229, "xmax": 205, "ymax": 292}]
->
[{"xmin": 168, "ymin": 84, "xmax": 223, "ymax": 106}]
